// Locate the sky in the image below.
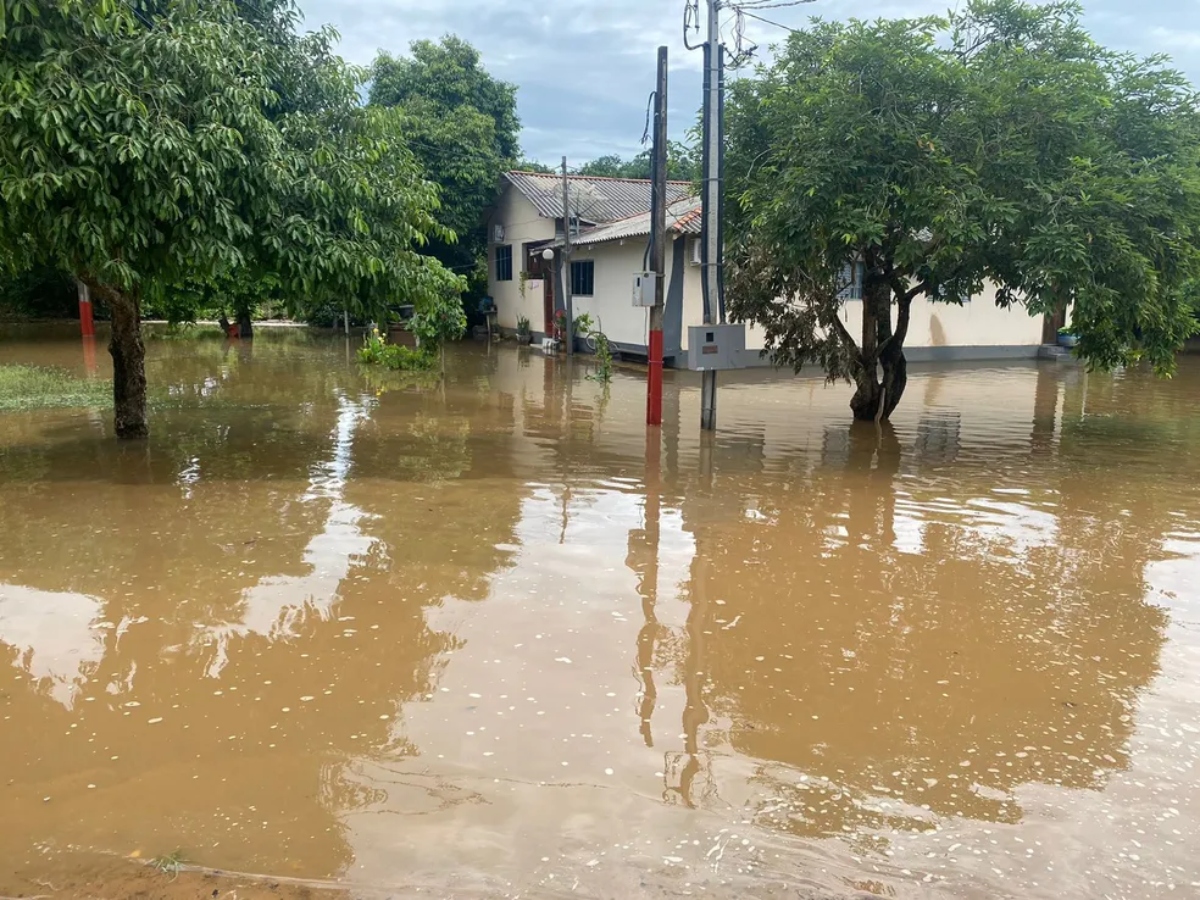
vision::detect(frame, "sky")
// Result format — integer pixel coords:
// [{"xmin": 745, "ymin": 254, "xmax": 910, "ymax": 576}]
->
[{"xmin": 299, "ymin": 0, "xmax": 1200, "ymax": 165}]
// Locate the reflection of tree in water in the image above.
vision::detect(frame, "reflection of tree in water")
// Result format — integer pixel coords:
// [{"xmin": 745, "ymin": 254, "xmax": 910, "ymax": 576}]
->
[
  {"xmin": 675, "ymin": 419, "xmax": 1168, "ymax": 839},
  {"xmin": 0, "ymin": 338, "xmax": 529, "ymax": 874}
]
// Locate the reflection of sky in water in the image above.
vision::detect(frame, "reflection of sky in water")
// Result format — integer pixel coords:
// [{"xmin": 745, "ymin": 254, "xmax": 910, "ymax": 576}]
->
[
  {"xmin": 0, "ymin": 584, "xmax": 104, "ymax": 709},
  {"xmin": 199, "ymin": 395, "xmax": 375, "ymax": 676}
]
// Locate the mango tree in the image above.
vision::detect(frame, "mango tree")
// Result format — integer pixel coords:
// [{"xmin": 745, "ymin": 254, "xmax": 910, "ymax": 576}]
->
[
  {"xmin": 725, "ymin": 0, "xmax": 1200, "ymax": 421},
  {"xmin": 0, "ymin": 0, "xmax": 459, "ymax": 437}
]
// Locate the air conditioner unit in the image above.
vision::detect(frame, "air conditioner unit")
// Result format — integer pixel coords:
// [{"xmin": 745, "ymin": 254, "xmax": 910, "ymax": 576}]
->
[
  {"xmin": 691, "ymin": 238, "xmax": 702, "ymax": 266},
  {"xmin": 492, "ymin": 224, "xmax": 505, "ymax": 244}
]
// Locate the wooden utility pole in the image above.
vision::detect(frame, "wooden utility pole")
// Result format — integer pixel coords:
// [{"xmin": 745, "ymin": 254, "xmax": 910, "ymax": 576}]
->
[
  {"xmin": 698, "ymin": 0, "xmax": 724, "ymax": 431},
  {"xmin": 561, "ymin": 156, "xmax": 575, "ymax": 355},
  {"xmin": 648, "ymin": 46, "xmax": 669, "ymax": 426}
]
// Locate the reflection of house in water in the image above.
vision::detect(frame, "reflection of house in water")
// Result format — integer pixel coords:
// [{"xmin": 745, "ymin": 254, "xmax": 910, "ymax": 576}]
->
[
  {"xmin": 614, "ymin": 362, "xmax": 1171, "ymax": 838},
  {"xmin": 198, "ymin": 395, "xmax": 374, "ymax": 676},
  {"xmin": 0, "ymin": 585, "xmax": 104, "ymax": 710},
  {"xmin": 913, "ymin": 412, "xmax": 962, "ymax": 466}
]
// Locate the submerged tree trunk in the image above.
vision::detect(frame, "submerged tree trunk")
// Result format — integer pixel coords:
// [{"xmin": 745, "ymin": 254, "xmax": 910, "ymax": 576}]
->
[
  {"xmin": 90, "ymin": 280, "xmax": 148, "ymax": 439},
  {"xmin": 237, "ymin": 308, "xmax": 253, "ymax": 339},
  {"xmin": 849, "ymin": 281, "xmax": 911, "ymax": 422}
]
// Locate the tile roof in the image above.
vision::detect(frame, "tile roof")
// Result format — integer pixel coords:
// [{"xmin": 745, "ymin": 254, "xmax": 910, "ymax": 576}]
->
[
  {"xmin": 505, "ymin": 171, "xmax": 695, "ymax": 224},
  {"xmin": 571, "ymin": 197, "xmax": 702, "ymax": 246}
]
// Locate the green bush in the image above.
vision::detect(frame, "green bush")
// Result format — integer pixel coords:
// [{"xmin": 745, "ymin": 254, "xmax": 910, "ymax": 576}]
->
[{"xmin": 357, "ymin": 328, "xmax": 436, "ymax": 371}]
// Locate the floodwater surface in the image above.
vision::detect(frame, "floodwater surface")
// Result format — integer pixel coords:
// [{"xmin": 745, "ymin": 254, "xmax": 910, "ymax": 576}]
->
[{"xmin": 1, "ymin": 330, "xmax": 1198, "ymax": 899}]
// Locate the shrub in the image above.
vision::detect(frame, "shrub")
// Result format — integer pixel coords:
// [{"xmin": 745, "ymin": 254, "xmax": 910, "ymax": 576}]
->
[{"xmin": 357, "ymin": 328, "xmax": 436, "ymax": 371}]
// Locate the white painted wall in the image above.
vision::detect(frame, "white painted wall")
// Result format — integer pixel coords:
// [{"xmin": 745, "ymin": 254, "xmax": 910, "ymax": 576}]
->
[
  {"xmin": 678, "ymin": 241, "xmax": 769, "ymax": 352},
  {"xmin": 569, "ymin": 240, "xmax": 655, "ymax": 349},
  {"xmin": 835, "ymin": 281, "xmax": 1045, "ymax": 349},
  {"xmin": 681, "ymin": 272, "xmax": 1044, "ymax": 355},
  {"xmin": 487, "ymin": 185, "xmax": 556, "ymax": 332}
]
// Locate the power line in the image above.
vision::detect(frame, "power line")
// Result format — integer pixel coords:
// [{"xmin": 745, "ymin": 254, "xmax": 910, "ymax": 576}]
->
[
  {"xmin": 732, "ymin": 0, "xmax": 816, "ymax": 9},
  {"xmin": 737, "ymin": 8, "xmax": 802, "ymax": 34}
]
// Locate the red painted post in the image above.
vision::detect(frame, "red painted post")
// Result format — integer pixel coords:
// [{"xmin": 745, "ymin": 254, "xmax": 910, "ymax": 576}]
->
[
  {"xmin": 647, "ymin": 329, "xmax": 664, "ymax": 425},
  {"xmin": 76, "ymin": 280, "xmax": 95, "ymax": 337}
]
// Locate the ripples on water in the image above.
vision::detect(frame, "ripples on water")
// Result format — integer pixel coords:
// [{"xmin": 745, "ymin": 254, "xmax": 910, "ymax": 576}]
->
[{"xmin": 0, "ymin": 331, "xmax": 1198, "ymax": 899}]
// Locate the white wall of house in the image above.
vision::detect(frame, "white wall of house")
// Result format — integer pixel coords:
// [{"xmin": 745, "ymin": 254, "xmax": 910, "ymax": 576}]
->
[
  {"xmin": 487, "ymin": 191, "xmax": 1045, "ymax": 360},
  {"xmin": 835, "ymin": 282, "xmax": 1045, "ymax": 350},
  {"xmin": 678, "ymin": 243, "xmax": 770, "ymax": 352},
  {"xmin": 487, "ymin": 187, "xmax": 555, "ymax": 332},
  {"xmin": 569, "ymin": 240, "xmax": 656, "ymax": 349},
  {"xmin": 680, "ymin": 271, "xmax": 1043, "ymax": 357}
]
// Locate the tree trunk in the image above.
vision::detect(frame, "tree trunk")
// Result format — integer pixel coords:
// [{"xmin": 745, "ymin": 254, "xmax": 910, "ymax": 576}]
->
[
  {"xmin": 850, "ymin": 273, "xmax": 911, "ymax": 422},
  {"xmin": 879, "ymin": 343, "xmax": 907, "ymax": 419},
  {"xmin": 100, "ymin": 284, "xmax": 149, "ymax": 439},
  {"xmin": 850, "ymin": 360, "xmax": 883, "ymax": 421},
  {"xmin": 237, "ymin": 308, "xmax": 253, "ymax": 339}
]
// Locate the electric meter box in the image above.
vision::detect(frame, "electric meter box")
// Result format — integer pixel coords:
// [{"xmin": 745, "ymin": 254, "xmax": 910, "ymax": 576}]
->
[
  {"xmin": 632, "ymin": 272, "xmax": 657, "ymax": 308},
  {"xmin": 687, "ymin": 323, "xmax": 747, "ymax": 371}
]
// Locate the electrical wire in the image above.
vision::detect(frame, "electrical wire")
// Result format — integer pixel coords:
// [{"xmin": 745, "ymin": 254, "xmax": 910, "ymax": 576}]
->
[
  {"xmin": 683, "ymin": 0, "xmax": 703, "ymax": 51},
  {"xmin": 736, "ymin": 7, "xmax": 803, "ymax": 34},
  {"xmin": 731, "ymin": 0, "xmax": 816, "ymax": 9},
  {"xmin": 641, "ymin": 91, "xmax": 656, "ymax": 146}
]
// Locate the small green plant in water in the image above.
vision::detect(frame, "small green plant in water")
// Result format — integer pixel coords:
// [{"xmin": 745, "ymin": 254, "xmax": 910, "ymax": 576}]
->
[
  {"xmin": 573, "ymin": 312, "xmax": 594, "ymax": 336},
  {"xmin": 587, "ymin": 328, "xmax": 613, "ymax": 382},
  {"xmin": 149, "ymin": 850, "xmax": 187, "ymax": 880},
  {"xmin": 357, "ymin": 327, "xmax": 435, "ymax": 371}
]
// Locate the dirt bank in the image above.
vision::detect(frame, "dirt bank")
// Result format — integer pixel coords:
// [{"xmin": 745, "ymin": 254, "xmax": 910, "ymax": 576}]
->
[{"xmin": 2, "ymin": 857, "xmax": 348, "ymax": 900}]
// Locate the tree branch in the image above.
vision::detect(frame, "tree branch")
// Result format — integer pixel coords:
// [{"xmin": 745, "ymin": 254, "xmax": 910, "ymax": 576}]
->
[{"xmin": 828, "ymin": 308, "xmax": 862, "ymax": 365}]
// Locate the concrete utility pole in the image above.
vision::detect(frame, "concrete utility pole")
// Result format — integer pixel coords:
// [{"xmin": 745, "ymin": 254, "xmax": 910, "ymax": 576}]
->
[
  {"xmin": 698, "ymin": 0, "xmax": 725, "ymax": 431},
  {"xmin": 648, "ymin": 46, "xmax": 669, "ymax": 427},
  {"xmin": 75, "ymin": 280, "xmax": 94, "ymax": 338},
  {"xmin": 561, "ymin": 155, "xmax": 575, "ymax": 356}
]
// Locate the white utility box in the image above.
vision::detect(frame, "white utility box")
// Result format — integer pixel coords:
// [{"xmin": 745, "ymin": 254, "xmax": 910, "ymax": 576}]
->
[
  {"xmin": 632, "ymin": 272, "xmax": 657, "ymax": 308},
  {"xmin": 687, "ymin": 323, "xmax": 747, "ymax": 370}
]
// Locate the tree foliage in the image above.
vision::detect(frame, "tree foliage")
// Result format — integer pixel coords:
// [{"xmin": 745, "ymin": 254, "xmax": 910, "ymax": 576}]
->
[
  {"xmin": 579, "ymin": 143, "xmax": 700, "ymax": 183},
  {"xmin": 726, "ymin": 0, "xmax": 1200, "ymax": 421},
  {"xmin": 369, "ymin": 36, "xmax": 520, "ymax": 304},
  {"xmin": 0, "ymin": 0, "xmax": 460, "ymax": 437}
]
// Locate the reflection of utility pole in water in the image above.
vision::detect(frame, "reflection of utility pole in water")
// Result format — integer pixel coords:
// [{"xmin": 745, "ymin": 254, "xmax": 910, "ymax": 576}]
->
[
  {"xmin": 82, "ymin": 336, "xmax": 97, "ymax": 375},
  {"xmin": 630, "ymin": 430, "xmax": 663, "ymax": 746},
  {"xmin": 555, "ymin": 353, "xmax": 575, "ymax": 544},
  {"xmin": 665, "ymin": 550, "xmax": 712, "ymax": 808}
]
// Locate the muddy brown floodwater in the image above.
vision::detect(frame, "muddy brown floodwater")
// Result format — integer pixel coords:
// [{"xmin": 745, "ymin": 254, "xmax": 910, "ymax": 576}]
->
[{"xmin": 1, "ymin": 328, "xmax": 1198, "ymax": 900}]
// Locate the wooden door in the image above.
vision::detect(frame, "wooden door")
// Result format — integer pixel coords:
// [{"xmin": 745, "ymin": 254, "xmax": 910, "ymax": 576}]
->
[{"xmin": 527, "ymin": 249, "xmax": 555, "ymax": 335}]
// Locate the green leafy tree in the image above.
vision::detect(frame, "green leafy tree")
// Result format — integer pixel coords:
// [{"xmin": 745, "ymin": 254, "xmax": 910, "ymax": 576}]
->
[
  {"xmin": 726, "ymin": 0, "xmax": 1200, "ymax": 421},
  {"xmin": 516, "ymin": 159, "xmax": 555, "ymax": 174},
  {"xmin": 0, "ymin": 0, "xmax": 459, "ymax": 438},
  {"xmin": 369, "ymin": 37, "xmax": 519, "ymax": 304},
  {"xmin": 578, "ymin": 154, "xmax": 629, "ymax": 179},
  {"xmin": 579, "ymin": 142, "xmax": 700, "ymax": 182}
]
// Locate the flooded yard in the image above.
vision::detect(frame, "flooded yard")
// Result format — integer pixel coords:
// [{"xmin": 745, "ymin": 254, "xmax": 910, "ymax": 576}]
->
[{"xmin": 1, "ymin": 330, "xmax": 1198, "ymax": 899}]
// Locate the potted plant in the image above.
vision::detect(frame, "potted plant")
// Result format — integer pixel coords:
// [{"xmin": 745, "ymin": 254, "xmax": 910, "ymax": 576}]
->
[
  {"xmin": 572, "ymin": 312, "xmax": 595, "ymax": 353},
  {"xmin": 515, "ymin": 315, "xmax": 532, "ymax": 344},
  {"xmin": 1057, "ymin": 326, "xmax": 1079, "ymax": 348}
]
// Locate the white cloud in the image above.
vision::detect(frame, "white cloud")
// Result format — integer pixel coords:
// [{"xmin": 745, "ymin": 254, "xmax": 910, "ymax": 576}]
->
[{"xmin": 299, "ymin": 0, "xmax": 1200, "ymax": 163}]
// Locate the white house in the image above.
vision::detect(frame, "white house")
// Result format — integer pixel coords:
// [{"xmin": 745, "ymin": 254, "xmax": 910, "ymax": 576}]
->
[{"xmin": 486, "ymin": 171, "xmax": 1048, "ymax": 367}]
